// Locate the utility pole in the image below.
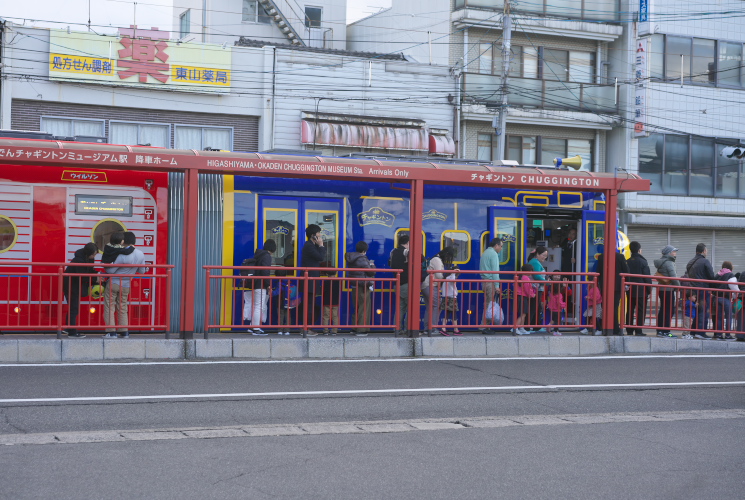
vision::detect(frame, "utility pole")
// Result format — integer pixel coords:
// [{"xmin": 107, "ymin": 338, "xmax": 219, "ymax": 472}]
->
[{"xmin": 495, "ymin": 0, "xmax": 511, "ymax": 161}]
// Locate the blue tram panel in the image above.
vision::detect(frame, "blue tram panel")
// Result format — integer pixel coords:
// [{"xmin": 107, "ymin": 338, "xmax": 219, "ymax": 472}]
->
[{"xmin": 228, "ymin": 174, "xmax": 605, "ymax": 330}]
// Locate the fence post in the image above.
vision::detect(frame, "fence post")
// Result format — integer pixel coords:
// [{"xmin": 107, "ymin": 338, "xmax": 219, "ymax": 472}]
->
[
  {"xmin": 57, "ymin": 266, "xmax": 64, "ymax": 339},
  {"xmin": 165, "ymin": 268, "xmax": 173, "ymax": 339},
  {"xmin": 302, "ymin": 271, "xmax": 309, "ymax": 338},
  {"xmin": 204, "ymin": 268, "xmax": 211, "ymax": 339}
]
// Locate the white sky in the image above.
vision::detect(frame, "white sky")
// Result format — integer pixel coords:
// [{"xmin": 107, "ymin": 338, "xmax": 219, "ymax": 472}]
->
[{"xmin": 2, "ymin": 0, "xmax": 393, "ymax": 34}]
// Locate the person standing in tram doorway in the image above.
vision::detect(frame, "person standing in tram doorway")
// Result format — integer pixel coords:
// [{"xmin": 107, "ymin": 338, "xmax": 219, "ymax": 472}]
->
[
  {"xmin": 103, "ymin": 232, "xmax": 147, "ymax": 338},
  {"xmin": 247, "ymin": 239, "xmax": 276, "ymax": 335},
  {"xmin": 390, "ymin": 234, "xmax": 410, "ymax": 334},
  {"xmin": 302, "ymin": 224, "xmax": 326, "ymax": 335},
  {"xmin": 479, "ymin": 238, "xmax": 503, "ymax": 334},
  {"xmin": 560, "ymin": 228, "xmax": 577, "ymax": 273},
  {"xmin": 63, "ymin": 242, "xmax": 98, "ymax": 338}
]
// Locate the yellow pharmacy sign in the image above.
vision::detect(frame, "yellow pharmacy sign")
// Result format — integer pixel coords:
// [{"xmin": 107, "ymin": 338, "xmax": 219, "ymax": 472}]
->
[{"xmin": 49, "ymin": 30, "xmax": 231, "ymax": 92}]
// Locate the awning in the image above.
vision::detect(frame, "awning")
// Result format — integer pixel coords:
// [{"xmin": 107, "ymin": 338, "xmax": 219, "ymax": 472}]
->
[
  {"xmin": 429, "ymin": 134, "xmax": 456, "ymax": 156},
  {"xmin": 301, "ymin": 120, "xmax": 427, "ymax": 151}
]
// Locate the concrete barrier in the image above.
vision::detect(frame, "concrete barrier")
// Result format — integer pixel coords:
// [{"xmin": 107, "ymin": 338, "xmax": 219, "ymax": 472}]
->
[
  {"xmin": 0, "ymin": 340, "xmax": 19, "ymax": 362},
  {"xmin": 104, "ymin": 339, "xmax": 146, "ymax": 360},
  {"xmin": 195, "ymin": 339, "xmax": 232, "ymax": 359},
  {"xmin": 453, "ymin": 337, "xmax": 487, "ymax": 356},
  {"xmin": 270, "ymin": 338, "xmax": 308, "ymax": 358},
  {"xmin": 486, "ymin": 337, "xmax": 518, "ymax": 356},
  {"xmin": 344, "ymin": 338, "xmax": 380, "ymax": 358},
  {"xmin": 233, "ymin": 338, "xmax": 271, "ymax": 359},
  {"xmin": 549, "ymin": 336, "xmax": 580, "ymax": 356},
  {"xmin": 19, "ymin": 339, "xmax": 61, "ymax": 363},
  {"xmin": 62, "ymin": 339, "xmax": 104, "ymax": 361},
  {"xmin": 309, "ymin": 338, "xmax": 344, "ymax": 358},
  {"xmin": 146, "ymin": 339, "xmax": 186, "ymax": 359}
]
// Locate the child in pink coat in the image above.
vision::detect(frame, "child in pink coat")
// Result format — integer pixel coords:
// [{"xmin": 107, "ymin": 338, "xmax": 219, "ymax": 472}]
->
[
  {"xmin": 546, "ymin": 275, "xmax": 566, "ymax": 336},
  {"xmin": 581, "ymin": 282, "xmax": 603, "ymax": 335}
]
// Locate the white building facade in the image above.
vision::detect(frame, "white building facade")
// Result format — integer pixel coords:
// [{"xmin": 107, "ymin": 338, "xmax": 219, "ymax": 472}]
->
[{"xmin": 612, "ymin": 0, "xmax": 745, "ymax": 273}]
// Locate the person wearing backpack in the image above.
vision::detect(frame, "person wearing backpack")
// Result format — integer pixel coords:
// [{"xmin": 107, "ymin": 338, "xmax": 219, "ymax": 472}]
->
[
  {"xmin": 712, "ymin": 261, "xmax": 738, "ymax": 339},
  {"xmin": 63, "ymin": 242, "xmax": 98, "ymax": 338},
  {"xmin": 345, "ymin": 241, "xmax": 376, "ymax": 336},
  {"xmin": 245, "ymin": 239, "xmax": 276, "ymax": 335},
  {"xmin": 422, "ymin": 247, "xmax": 453, "ymax": 335},
  {"xmin": 686, "ymin": 243, "xmax": 716, "ymax": 339},
  {"xmin": 653, "ymin": 245, "xmax": 680, "ymax": 338}
]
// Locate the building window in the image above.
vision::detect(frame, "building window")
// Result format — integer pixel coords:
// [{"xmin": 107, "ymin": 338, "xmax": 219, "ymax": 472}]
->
[
  {"xmin": 477, "ymin": 133, "xmax": 492, "ymax": 161},
  {"xmin": 652, "ymin": 34, "xmax": 743, "ymax": 88},
  {"xmin": 110, "ymin": 122, "xmax": 170, "ymax": 148},
  {"xmin": 0, "ymin": 215, "xmax": 18, "ymax": 253},
  {"xmin": 478, "ymin": 45, "xmax": 594, "ymax": 82},
  {"xmin": 242, "ymin": 0, "xmax": 271, "ymax": 24},
  {"xmin": 305, "ymin": 6, "xmax": 322, "ymax": 28},
  {"xmin": 179, "ymin": 9, "xmax": 190, "ymax": 38},
  {"xmin": 638, "ymin": 133, "xmax": 744, "ymax": 198},
  {"xmin": 175, "ymin": 126, "xmax": 232, "ymax": 151},
  {"xmin": 506, "ymin": 135, "xmax": 590, "ymax": 169},
  {"xmin": 41, "ymin": 117, "xmax": 104, "ymax": 138}
]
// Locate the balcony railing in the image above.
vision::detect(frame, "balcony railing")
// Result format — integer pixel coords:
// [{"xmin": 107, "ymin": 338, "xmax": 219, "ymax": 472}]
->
[
  {"xmin": 463, "ymin": 73, "xmax": 618, "ymax": 114},
  {"xmin": 454, "ymin": 0, "xmax": 621, "ymax": 23}
]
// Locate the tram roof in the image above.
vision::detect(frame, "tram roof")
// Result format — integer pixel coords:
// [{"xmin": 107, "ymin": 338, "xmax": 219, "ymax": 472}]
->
[{"xmin": 0, "ymin": 138, "xmax": 650, "ymax": 193}]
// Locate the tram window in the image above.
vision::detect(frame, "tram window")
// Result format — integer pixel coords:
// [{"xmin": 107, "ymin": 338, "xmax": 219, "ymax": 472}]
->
[
  {"xmin": 265, "ymin": 209, "xmax": 297, "ymax": 267},
  {"xmin": 306, "ymin": 211, "xmax": 338, "ymax": 268},
  {"xmin": 481, "ymin": 232, "xmax": 490, "ymax": 253},
  {"xmin": 441, "ymin": 231, "xmax": 471, "ymax": 264},
  {"xmin": 92, "ymin": 219, "xmax": 127, "ymax": 253},
  {"xmin": 394, "ymin": 229, "xmax": 425, "ymax": 255},
  {"xmin": 0, "ymin": 215, "xmax": 18, "ymax": 252}
]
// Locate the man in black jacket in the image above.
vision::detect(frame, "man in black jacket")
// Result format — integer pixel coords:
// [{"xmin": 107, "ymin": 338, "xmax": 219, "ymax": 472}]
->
[
  {"xmin": 345, "ymin": 241, "xmax": 376, "ymax": 336},
  {"xmin": 596, "ymin": 248, "xmax": 630, "ymax": 335},
  {"xmin": 63, "ymin": 242, "xmax": 98, "ymax": 338},
  {"xmin": 301, "ymin": 224, "xmax": 326, "ymax": 335},
  {"xmin": 247, "ymin": 239, "xmax": 276, "ymax": 335},
  {"xmin": 389, "ymin": 234, "xmax": 410, "ymax": 334},
  {"xmin": 625, "ymin": 241, "xmax": 652, "ymax": 336},
  {"xmin": 686, "ymin": 243, "xmax": 716, "ymax": 338},
  {"xmin": 560, "ymin": 227, "xmax": 577, "ymax": 273}
]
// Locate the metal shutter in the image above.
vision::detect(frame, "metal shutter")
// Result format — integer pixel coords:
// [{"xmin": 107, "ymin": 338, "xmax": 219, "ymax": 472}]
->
[
  {"xmin": 714, "ymin": 229, "xmax": 745, "ymax": 276},
  {"xmin": 626, "ymin": 226, "xmax": 667, "ymax": 267},
  {"xmin": 670, "ymin": 229, "xmax": 713, "ymax": 276}
]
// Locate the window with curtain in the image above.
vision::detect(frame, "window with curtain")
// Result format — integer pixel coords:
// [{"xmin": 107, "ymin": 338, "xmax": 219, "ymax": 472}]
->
[
  {"xmin": 542, "ymin": 49, "xmax": 569, "ymax": 81},
  {"xmin": 477, "ymin": 133, "xmax": 492, "ymax": 161},
  {"xmin": 175, "ymin": 126, "xmax": 232, "ymax": 151},
  {"xmin": 110, "ymin": 122, "xmax": 169, "ymax": 147},
  {"xmin": 506, "ymin": 136, "xmax": 537, "ymax": 164},
  {"xmin": 567, "ymin": 139, "xmax": 593, "ymax": 171},
  {"xmin": 653, "ymin": 34, "xmax": 744, "ymax": 88},
  {"xmin": 41, "ymin": 117, "xmax": 104, "ymax": 137},
  {"xmin": 179, "ymin": 10, "xmax": 190, "ymax": 38},
  {"xmin": 242, "ymin": 0, "xmax": 271, "ymax": 23},
  {"xmin": 719, "ymin": 42, "xmax": 743, "ymax": 87},
  {"xmin": 478, "ymin": 43, "xmax": 493, "ymax": 74}
]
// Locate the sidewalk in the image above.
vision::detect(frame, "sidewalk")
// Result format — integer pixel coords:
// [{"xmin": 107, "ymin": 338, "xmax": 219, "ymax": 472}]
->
[{"xmin": 1, "ymin": 330, "xmax": 743, "ymax": 363}]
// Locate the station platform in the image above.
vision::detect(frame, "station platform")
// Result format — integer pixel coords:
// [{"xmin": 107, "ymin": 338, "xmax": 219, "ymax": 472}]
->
[{"xmin": 0, "ymin": 330, "xmax": 743, "ymax": 363}]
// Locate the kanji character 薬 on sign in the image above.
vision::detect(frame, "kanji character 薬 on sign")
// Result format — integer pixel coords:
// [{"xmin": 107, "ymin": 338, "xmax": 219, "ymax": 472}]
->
[{"xmin": 117, "ymin": 37, "xmax": 170, "ymax": 83}]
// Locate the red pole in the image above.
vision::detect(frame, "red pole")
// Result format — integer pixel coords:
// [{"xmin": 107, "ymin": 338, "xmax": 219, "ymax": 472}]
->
[
  {"xmin": 204, "ymin": 269, "xmax": 211, "ymax": 339},
  {"xmin": 165, "ymin": 268, "xmax": 173, "ymax": 339},
  {"xmin": 180, "ymin": 168, "xmax": 199, "ymax": 339},
  {"xmin": 407, "ymin": 179, "xmax": 425, "ymax": 336},
  {"xmin": 602, "ymin": 189, "xmax": 618, "ymax": 335},
  {"xmin": 57, "ymin": 266, "xmax": 64, "ymax": 339}
]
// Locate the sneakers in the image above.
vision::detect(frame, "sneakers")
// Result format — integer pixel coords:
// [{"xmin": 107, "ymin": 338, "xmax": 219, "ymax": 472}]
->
[
  {"xmin": 682, "ymin": 333, "xmax": 694, "ymax": 340},
  {"xmin": 305, "ymin": 330, "xmax": 318, "ymax": 337},
  {"xmin": 694, "ymin": 333, "xmax": 710, "ymax": 340},
  {"xmin": 102, "ymin": 333, "xmax": 118, "ymax": 339},
  {"xmin": 724, "ymin": 334, "xmax": 735, "ymax": 340},
  {"xmin": 480, "ymin": 328, "xmax": 496, "ymax": 335},
  {"xmin": 513, "ymin": 327, "xmax": 530, "ymax": 335},
  {"xmin": 657, "ymin": 332, "xmax": 675, "ymax": 338},
  {"xmin": 594, "ymin": 330, "xmax": 603, "ymax": 336},
  {"xmin": 118, "ymin": 332, "xmax": 130, "ymax": 339},
  {"xmin": 252, "ymin": 328, "xmax": 267, "ymax": 336},
  {"xmin": 551, "ymin": 329, "xmax": 562, "ymax": 336},
  {"xmin": 440, "ymin": 329, "xmax": 451, "ymax": 336},
  {"xmin": 67, "ymin": 333, "xmax": 86, "ymax": 338},
  {"xmin": 580, "ymin": 328, "xmax": 589, "ymax": 335},
  {"xmin": 355, "ymin": 332, "xmax": 368, "ymax": 337}
]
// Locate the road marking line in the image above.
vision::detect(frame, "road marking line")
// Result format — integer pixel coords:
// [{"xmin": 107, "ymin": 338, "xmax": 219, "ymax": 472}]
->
[
  {"xmin": 1, "ymin": 381, "xmax": 744, "ymax": 404},
  {"xmin": 2, "ymin": 409, "xmax": 744, "ymax": 447},
  {"xmin": 1, "ymin": 354, "xmax": 745, "ymax": 368}
]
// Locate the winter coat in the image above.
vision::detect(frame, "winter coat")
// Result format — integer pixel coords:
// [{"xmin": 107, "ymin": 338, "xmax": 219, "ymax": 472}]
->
[
  {"xmin": 345, "ymin": 252, "xmax": 375, "ymax": 287},
  {"xmin": 390, "ymin": 246, "xmax": 409, "ymax": 285},
  {"xmin": 101, "ymin": 243, "xmax": 135, "ymax": 264},
  {"xmin": 301, "ymin": 240, "xmax": 327, "ymax": 277},
  {"xmin": 686, "ymin": 254, "xmax": 715, "ymax": 288},
  {"xmin": 653, "ymin": 255, "xmax": 680, "ymax": 292},
  {"xmin": 596, "ymin": 252, "xmax": 630, "ymax": 294},
  {"xmin": 516, "ymin": 276, "xmax": 536, "ymax": 298},
  {"xmin": 250, "ymin": 249, "xmax": 273, "ymax": 289},
  {"xmin": 422, "ymin": 255, "xmax": 445, "ymax": 288},
  {"xmin": 63, "ymin": 248, "xmax": 97, "ymax": 298}
]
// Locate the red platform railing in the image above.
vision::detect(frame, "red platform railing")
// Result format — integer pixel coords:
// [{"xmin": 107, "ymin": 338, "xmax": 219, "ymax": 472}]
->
[
  {"xmin": 0, "ymin": 261, "xmax": 174, "ymax": 338},
  {"xmin": 620, "ymin": 273, "xmax": 745, "ymax": 338},
  {"xmin": 425, "ymin": 270, "xmax": 600, "ymax": 336},
  {"xmin": 203, "ymin": 266, "xmax": 401, "ymax": 338}
]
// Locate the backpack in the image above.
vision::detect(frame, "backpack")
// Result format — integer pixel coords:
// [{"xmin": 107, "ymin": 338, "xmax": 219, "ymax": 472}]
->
[
  {"xmin": 237, "ymin": 254, "xmax": 259, "ymax": 288},
  {"xmin": 713, "ymin": 272, "xmax": 734, "ymax": 298},
  {"xmin": 680, "ymin": 255, "xmax": 702, "ymax": 289}
]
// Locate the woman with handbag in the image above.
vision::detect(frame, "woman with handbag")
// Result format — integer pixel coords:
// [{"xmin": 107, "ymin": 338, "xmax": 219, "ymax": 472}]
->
[{"xmin": 653, "ymin": 245, "xmax": 680, "ymax": 337}]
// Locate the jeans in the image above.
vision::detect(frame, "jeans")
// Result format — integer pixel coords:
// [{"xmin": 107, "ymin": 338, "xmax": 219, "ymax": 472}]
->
[
  {"xmin": 696, "ymin": 291, "xmax": 711, "ymax": 332},
  {"xmin": 398, "ymin": 283, "xmax": 409, "ymax": 331},
  {"xmin": 104, "ymin": 282, "xmax": 130, "ymax": 333},
  {"xmin": 714, "ymin": 297, "xmax": 732, "ymax": 334},
  {"xmin": 656, "ymin": 290, "xmax": 674, "ymax": 334}
]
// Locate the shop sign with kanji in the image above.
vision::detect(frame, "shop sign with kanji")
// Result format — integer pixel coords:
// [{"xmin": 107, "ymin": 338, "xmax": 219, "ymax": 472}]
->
[{"xmin": 49, "ymin": 28, "xmax": 231, "ymax": 92}]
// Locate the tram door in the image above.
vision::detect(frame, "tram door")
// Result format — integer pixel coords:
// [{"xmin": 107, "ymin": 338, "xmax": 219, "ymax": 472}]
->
[
  {"xmin": 257, "ymin": 196, "xmax": 344, "ymax": 271},
  {"xmin": 577, "ymin": 210, "xmax": 605, "ymax": 321},
  {"xmin": 488, "ymin": 207, "xmax": 527, "ymax": 274}
]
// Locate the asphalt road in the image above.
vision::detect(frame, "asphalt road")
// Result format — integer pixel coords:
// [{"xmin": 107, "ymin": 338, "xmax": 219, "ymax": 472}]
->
[{"xmin": 1, "ymin": 355, "xmax": 744, "ymax": 499}]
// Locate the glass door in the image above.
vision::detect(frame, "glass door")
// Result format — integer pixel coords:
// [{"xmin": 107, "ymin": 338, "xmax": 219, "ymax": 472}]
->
[
  {"xmin": 488, "ymin": 207, "xmax": 527, "ymax": 273},
  {"xmin": 258, "ymin": 198, "xmax": 299, "ymax": 268}
]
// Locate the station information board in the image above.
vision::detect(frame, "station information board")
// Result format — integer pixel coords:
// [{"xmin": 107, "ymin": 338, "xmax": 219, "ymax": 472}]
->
[{"xmin": 75, "ymin": 195, "xmax": 133, "ymax": 216}]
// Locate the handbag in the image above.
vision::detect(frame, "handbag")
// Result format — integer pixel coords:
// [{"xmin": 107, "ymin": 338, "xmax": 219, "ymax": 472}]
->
[{"xmin": 654, "ymin": 271, "xmax": 671, "ymax": 286}]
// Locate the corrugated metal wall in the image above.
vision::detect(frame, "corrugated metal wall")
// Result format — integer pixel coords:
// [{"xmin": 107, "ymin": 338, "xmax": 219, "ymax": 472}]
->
[{"xmin": 168, "ymin": 173, "xmax": 224, "ymax": 333}]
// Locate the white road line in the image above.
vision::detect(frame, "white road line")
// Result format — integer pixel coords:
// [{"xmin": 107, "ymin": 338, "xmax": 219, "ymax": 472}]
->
[
  {"xmin": 1, "ymin": 354, "xmax": 744, "ymax": 368},
  {"xmin": 1, "ymin": 381, "xmax": 744, "ymax": 404}
]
